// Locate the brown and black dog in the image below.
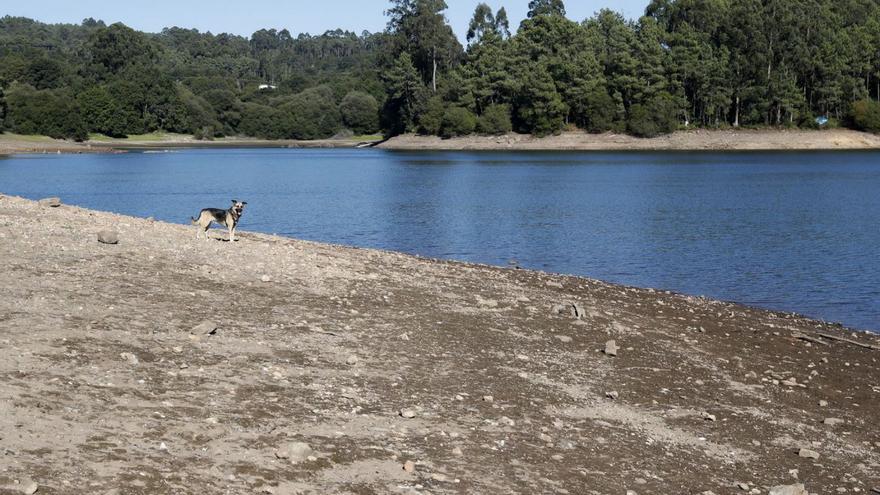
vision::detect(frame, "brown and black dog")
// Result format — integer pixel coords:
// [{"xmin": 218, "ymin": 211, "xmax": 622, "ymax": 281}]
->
[{"xmin": 191, "ymin": 200, "xmax": 247, "ymax": 241}]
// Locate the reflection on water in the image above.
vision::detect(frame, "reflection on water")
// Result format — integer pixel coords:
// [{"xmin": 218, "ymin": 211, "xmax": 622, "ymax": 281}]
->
[{"xmin": 1, "ymin": 148, "xmax": 878, "ymax": 331}]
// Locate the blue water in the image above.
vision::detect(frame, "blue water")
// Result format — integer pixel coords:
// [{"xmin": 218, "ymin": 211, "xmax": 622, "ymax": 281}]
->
[{"xmin": 1, "ymin": 148, "xmax": 878, "ymax": 331}]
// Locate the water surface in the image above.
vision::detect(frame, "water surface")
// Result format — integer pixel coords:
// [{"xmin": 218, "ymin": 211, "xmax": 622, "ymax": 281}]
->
[{"xmin": 1, "ymin": 148, "xmax": 877, "ymax": 331}]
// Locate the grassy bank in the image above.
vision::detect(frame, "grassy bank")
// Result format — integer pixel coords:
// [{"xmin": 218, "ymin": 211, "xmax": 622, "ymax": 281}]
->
[{"xmin": 0, "ymin": 193, "xmax": 877, "ymax": 494}]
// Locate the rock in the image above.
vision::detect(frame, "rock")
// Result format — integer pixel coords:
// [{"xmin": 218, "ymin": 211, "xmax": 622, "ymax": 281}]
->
[
  {"xmin": 403, "ymin": 461, "xmax": 416, "ymax": 473},
  {"xmin": 38, "ymin": 197, "xmax": 61, "ymax": 207},
  {"xmin": 275, "ymin": 442, "xmax": 313, "ymax": 463},
  {"xmin": 482, "ymin": 396, "xmax": 494, "ymax": 403},
  {"xmin": 260, "ymin": 275, "xmax": 272, "ymax": 283},
  {"xmin": 603, "ymin": 340, "xmax": 619, "ymax": 357},
  {"xmin": 737, "ymin": 482, "xmax": 750, "ymax": 491},
  {"xmin": 399, "ymin": 408, "xmax": 416, "ymax": 419},
  {"xmin": 500, "ymin": 416, "xmax": 515, "ymax": 427},
  {"xmin": 818, "ymin": 400, "xmax": 828, "ymax": 407},
  {"xmin": 769, "ymin": 484, "xmax": 808, "ymax": 495},
  {"xmin": 120, "ymin": 352, "xmax": 139, "ymax": 365},
  {"xmin": 701, "ymin": 412, "xmax": 717, "ymax": 422},
  {"xmin": 22, "ymin": 481, "xmax": 38, "ymax": 494},
  {"xmin": 346, "ymin": 355, "xmax": 359, "ymax": 366},
  {"xmin": 97, "ymin": 230, "xmax": 119, "ymax": 245},
  {"xmin": 555, "ymin": 335, "xmax": 573, "ymax": 343},
  {"xmin": 626, "ymin": 491, "xmax": 638, "ymax": 495},
  {"xmin": 431, "ymin": 473, "xmax": 449, "ymax": 483},
  {"xmin": 606, "ymin": 391, "xmax": 619, "ymax": 400},
  {"xmin": 451, "ymin": 447, "xmax": 463, "ymax": 456},
  {"xmin": 823, "ymin": 418, "xmax": 844, "ymax": 426},
  {"xmin": 798, "ymin": 448, "xmax": 820, "ymax": 460},
  {"xmin": 192, "ymin": 320, "xmax": 218, "ymax": 336},
  {"xmin": 539, "ymin": 433, "xmax": 553, "ymax": 443}
]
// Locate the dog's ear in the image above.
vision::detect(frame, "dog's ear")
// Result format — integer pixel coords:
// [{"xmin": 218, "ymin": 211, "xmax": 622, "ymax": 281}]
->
[
  {"xmin": 242, "ymin": 202, "xmax": 248, "ymax": 205},
  {"xmin": 231, "ymin": 199, "xmax": 238, "ymax": 204}
]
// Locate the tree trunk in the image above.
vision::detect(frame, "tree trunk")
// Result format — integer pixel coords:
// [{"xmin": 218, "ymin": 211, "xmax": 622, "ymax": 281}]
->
[
  {"xmin": 734, "ymin": 95, "xmax": 740, "ymax": 127},
  {"xmin": 432, "ymin": 46, "xmax": 437, "ymax": 93}
]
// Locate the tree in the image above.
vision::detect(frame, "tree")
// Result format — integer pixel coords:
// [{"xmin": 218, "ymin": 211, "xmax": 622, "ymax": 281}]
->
[
  {"xmin": 627, "ymin": 92, "xmax": 680, "ymax": 137},
  {"xmin": 527, "ymin": 0, "xmax": 566, "ymax": 18},
  {"xmin": 386, "ymin": 0, "xmax": 462, "ymax": 92},
  {"xmin": 4, "ymin": 83, "xmax": 87, "ymax": 140},
  {"xmin": 467, "ymin": 4, "xmax": 510, "ymax": 45},
  {"xmin": 477, "ymin": 103, "xmax": 512, "ymax": 134},
  {"xmin": 382, "ymin": 52, "xmax": 427, "ymax": 134},
  {"xmin": 339, "ymin": 91, "xmax": 380, "ymax": 134},
  {"xmin": 440, "ymin": 106, "xmax": 476, "ymax": 137}
]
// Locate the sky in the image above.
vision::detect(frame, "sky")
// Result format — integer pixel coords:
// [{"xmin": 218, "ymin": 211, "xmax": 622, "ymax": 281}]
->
[{"xmin": 2, "ymin": 0, "xmax": 647, "ymax": 41}]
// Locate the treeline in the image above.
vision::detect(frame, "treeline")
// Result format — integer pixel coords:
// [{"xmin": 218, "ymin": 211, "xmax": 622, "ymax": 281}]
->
[{"xmin": 3, "ymin": 0, "xmax": 880, "ymax": 141}]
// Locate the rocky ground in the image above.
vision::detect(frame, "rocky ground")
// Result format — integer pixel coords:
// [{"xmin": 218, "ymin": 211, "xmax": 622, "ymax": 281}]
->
[
  {"xmin": 0, "ymin": 194, "xmax": 878, "ymax": 495},
  {"xmin": 378, "ymin": 129, "xmax": 880, "ymax": 151}
]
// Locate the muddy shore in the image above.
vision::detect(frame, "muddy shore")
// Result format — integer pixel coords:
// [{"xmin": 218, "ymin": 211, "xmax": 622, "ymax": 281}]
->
[
  {"xmin": 4, "ymin": 129, "xmax": 880, "ymax": 156},
  {"xmin": 378, "ymin": 129, "xmax": 880, "ymax": 151},
  {"xmin": 0, "ymin": 194, "xmax": 878, "ymax": 494}
]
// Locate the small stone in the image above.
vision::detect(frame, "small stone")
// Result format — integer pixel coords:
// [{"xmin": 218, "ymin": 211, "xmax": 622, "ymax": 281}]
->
[
  {"xmin": 823, "ymin": 418, "xmax": 844, "ymax": 426},
  {"xmin": 482, "ymin": 395, "xmax": 493, "ymax": 402},
  {"xmin": 539, "ymin": 433, "xmax": 553, "ymax": 443},
  {"xmin": 769, "ymin": 484, "xmax": 808, "ymax": 495},
  {"xmin": 819, "ymin": 400, "xmax": 828, "ymax": 407},
  {"xmin": 606, "ymin": 391, "xmax": 619, "ymax": 400},
  {"xmin": 120, "ymin": 352, "xmax": 139, "ymax": 365},
  {"xmin": 626, "ymin": 491, "xmax": 638, "ymax": 495},
  {"xmin": 603, "ymin": 340, "xmax": 619, "ymax": 357},
  {"xmin": 346, "ymin": 355, "xmax": 359, "ymax": 366},
  {"xmin": 701, "ymin": 412, "xmax": 717, "ymax": 421},
  {"xmin": 97, "ymin": 230, "xmax": 119, "ymax": 245},
  {"xmin": 403, "ymin": 461, "xmax": 416, "ymax": 473},
  {"xmin": 500, "ymin": 416, "xmax": 515, "ymax": 427},
  {"xmin": 451, "ymin": 447, "xmax": 463, "ymax": 456},
  {"xmin": 22, "ymin": 481, "xmax": 38, "ymax": 494},
  {"xmin": 275, "ymin": 442, "xmax": 313, "ymax": 463},
  {"xmin": 192, "ymin": 320, "xmax": 218, "ymax": 336},
  {"xmin": 261, "ymin": 275, "xmax": 272, "ymax": 283},
  {"xmin": 737, "ymin": 482, "xmax": 750, "ymax": 490},
  {"xmin": 798, "ymin": 448, "xmax": 820, "ymax": 460},
  {"xmin": 555, "ymin": 335, "xmax": 573, "ymax": 343},
  {"xmin": 399, "ymin": 408, "xmax": 416, "ymax": 419},
  {"xmin": 38, "ymin": 197, "xmax": 61, "ymax": 207},
  {"xmin": 159, "ymin": 442, "xmax": 168, "ymax": 451},
  {"xmin": 431, "ymin": 473, "xmax": 448, "ymax": 483}
]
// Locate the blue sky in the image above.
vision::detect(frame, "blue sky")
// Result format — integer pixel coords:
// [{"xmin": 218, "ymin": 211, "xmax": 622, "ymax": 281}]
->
[{"xmin": 2, "ymin": 1, "xmax": 647, "ymax": 40}]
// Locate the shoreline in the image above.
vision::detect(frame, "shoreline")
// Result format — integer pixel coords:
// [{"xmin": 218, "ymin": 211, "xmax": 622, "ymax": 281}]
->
[
  {"xmin": 378, "ymin": 128, "xmax": 880, "ymax": 151},
  {"xmin": 1, "ymin": 193, "xmax": 878, "ymax": 493},
  {"xmin": 4, "ymin": 128, "xmax": 880, "ymax": 155}
]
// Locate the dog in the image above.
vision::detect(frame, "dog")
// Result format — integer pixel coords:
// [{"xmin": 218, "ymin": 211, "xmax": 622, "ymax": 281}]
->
[{"xmin": 191, "ymin": 200, "xmax": 247, "ymax": 241}]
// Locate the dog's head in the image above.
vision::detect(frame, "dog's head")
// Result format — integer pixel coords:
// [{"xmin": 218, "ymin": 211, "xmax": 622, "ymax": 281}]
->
[{"xmin": 231, "ymin": 200, "xmax": 247, "ymax": 216}]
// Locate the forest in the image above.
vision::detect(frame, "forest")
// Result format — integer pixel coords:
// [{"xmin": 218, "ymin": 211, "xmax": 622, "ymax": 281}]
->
[{"xmin": 2, "ymin": 0, "xmax": 880, "ymax": 141}]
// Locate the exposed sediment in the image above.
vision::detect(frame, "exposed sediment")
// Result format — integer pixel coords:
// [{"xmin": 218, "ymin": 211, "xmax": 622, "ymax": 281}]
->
[{"xmin": 0, "ymin": 194, "xmax": 878, "ymax": 494}]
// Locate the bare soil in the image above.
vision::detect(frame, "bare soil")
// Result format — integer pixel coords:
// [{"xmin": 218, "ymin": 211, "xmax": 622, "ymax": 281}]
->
[
  {"xmin": 378, "ymin": 129, "xmax": 880, "ymax": 151},
  {"xmin": 0, "ymin": 194, "xmax": 878, "ymax": 495}
]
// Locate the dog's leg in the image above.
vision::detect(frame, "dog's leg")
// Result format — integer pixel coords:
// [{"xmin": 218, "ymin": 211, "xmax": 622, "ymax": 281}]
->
[{"xmin": 229, "ymin": 224, "xmax": 235, "ymax": 243}]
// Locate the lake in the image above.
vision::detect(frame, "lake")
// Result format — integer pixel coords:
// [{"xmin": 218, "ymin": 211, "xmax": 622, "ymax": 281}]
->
[{"xmin": 1, "ymin": 148, "xmax": 878, "ymax": 331}]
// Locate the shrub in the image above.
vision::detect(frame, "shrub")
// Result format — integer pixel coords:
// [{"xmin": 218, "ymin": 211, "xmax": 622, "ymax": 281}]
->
[
  {"xmin": 627, "ymin": 92, "xmax": 680, "ymax": 138},
  {"xmin": 279, "ymin": 85, "xmax": 341, "ymax": 140},
  {"xmin": 850, "ymin": 99, "xmax": 880, "ymax": 133},
  {"xmin": 582, "ymin": 88, "xmax": 618, "ymax": 133},
  {"xmin": 4, "ymin": 82, "xmax": 87, "ymax": 140},
  {"xmin": 441, "ymin": 106, "xmax": 477, "ymax": 138},
  {"xmin": 477, "ymin": 104, "xmax": 513, "ymax": 135},
  {"xmin": 417, "ymin": 96, "xmax": 444, "ymax": 135},
  {"xmin": 339, "ymin": 91, "xmax": 379, "ymax": 135}
]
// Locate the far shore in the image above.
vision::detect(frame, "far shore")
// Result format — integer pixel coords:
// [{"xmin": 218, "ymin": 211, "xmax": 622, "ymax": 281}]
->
[{"xmin": 3, "ymin": 128, "xmax": 880, "ymax": 156}]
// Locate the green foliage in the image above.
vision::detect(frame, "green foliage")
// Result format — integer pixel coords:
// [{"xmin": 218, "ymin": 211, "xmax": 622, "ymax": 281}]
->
[
  {"xmin": 527, "ymin": 0, "xmax": 566, "ymax": 18},
  {"xmin": 417, "ymin": 96, "xmax": 445, "ymax": 135},
  {"xmin": 383, "ymin": 52, "xmax": 427, "ymax": 135},
  {"xmin": 627, "ymin": 92, "xmax": 681, "ymax": 137},
  {"xmin": 851, "ymin": 99, "xmax": 880, "ymax": 132},
  {"xmin": 4, "ymin": 83, "xmax": 87, "ymax": 140},
  {"xmin": 513, "ymin": 65, "xmax": 568, "ymax": 136},
  {"xmin": 476, "ymin": 104, "xmax": 512, "ymax": 134},
  {"xmin": 279, "ymin": 86, "xmax": 341, "ymax": 140},
  {"xmin": 339, "ymin": 91, "xmax": 379, "ymax": 134},
  {"xmin": 440, "ymin": 106, "xmax": 476, "ymax": 137}
]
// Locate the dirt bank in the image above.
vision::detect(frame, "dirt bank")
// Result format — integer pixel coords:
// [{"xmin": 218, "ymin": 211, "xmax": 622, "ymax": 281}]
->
[
  {"xmin": 0, "ymin": 194, "xmax": 878, "ymax": 494},
  {"xmin": 378, "ymin": 129, "xmax": 880, "ymax": 151}
]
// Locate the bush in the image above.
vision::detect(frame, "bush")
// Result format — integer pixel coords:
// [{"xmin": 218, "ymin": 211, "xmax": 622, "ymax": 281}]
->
[
  {"xmin": 239, "ymin": 102, "xmax": 285, "ymax": 139},
  {"xmin": 477, "ymin": 104, "xmax": 513, "ymax": 135},
  {"xmin": 417, "ymin": 96, "xmax": 444, "ymax": 135},
  {"xmin": 339, "ymin": 91, "xmax": 379, "ymax": 135},
  {"xmin": 850, "ymin": 99, "xmax": 880, "ymax": 133},
  {"xmin": 441, "ymin": 107, "xmax": 477, "ymax": 138},
  {"xmin": 279, "ymin": 85, "xmax": 341, "ymax": 140},
  {"xmin": 627, "ymin": 92, "xmax": 680, "ymax": 138},
  {"xmin": 4, "ymin": 82, "xmax": 87, "ymax": 140},
  {"xmin": 582, "ymin": 88, "xmax": 618, "ymax": 133}
]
